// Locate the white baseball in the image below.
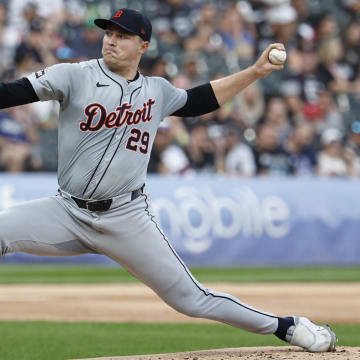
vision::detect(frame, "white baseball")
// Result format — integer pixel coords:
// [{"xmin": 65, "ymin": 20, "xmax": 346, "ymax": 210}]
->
[{"xmin": 268, "ymin": 48, "xmax": 287, "ymax": 65}]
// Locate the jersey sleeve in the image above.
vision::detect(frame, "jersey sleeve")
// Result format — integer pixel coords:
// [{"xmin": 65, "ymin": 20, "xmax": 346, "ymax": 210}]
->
[
  {"xmin": 27, "ymin": 63, "xmax": 79, "ymax": 104},
  {"xmin": 155, "ymin": 77, "xmax": 187, "ymax": 118}
]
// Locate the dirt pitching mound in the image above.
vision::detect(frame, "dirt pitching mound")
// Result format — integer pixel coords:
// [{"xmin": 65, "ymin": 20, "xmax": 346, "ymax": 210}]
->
[{"xmin": 73, "ymin": 347, "xmax": 360, "ymax": 360}]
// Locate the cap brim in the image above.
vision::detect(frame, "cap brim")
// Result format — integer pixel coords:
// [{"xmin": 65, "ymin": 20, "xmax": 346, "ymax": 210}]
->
[{"xmin": 94, "ymin": 19, "xmax": 138, "ymax": 36}]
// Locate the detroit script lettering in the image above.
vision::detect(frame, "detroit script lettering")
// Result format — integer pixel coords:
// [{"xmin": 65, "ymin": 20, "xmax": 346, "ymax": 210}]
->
[{"xmin": 80, "ymin": 99, "xmax": 156, "ymax": 132}]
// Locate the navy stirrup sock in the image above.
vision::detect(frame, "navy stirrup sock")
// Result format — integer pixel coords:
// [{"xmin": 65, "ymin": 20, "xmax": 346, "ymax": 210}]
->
[{"xmin": 274, "ymin": 316, "xmax": 295, "ymax": 341}]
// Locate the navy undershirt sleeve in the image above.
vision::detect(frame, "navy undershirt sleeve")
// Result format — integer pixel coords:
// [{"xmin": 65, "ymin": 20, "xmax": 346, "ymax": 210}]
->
[
  {"xmin": 0, "ymin": 77, "xmax": 40, "ymax": 109},
  {"xmin": 171, "ymin": 82, "xmax": 220, "ymax": 117}
]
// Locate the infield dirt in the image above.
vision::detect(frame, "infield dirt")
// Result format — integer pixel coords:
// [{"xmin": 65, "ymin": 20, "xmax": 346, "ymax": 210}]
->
[{"xmin": 0, "ymin": 282, "xmax": 359, "ymax": 323}]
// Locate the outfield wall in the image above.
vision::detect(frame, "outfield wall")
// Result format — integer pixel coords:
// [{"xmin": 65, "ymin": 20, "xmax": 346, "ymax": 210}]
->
[{"xmin": 1, "ymin": 173, "xmax": 360, "ymax": 266}]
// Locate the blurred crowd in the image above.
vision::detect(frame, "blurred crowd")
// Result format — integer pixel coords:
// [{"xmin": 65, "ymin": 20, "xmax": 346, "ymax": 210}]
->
[{"xmin": 0, "ymin": 0, "xmax": 360, "ymax": 178}]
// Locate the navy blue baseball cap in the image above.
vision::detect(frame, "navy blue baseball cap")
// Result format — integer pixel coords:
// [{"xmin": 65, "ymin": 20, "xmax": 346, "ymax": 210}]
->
[{"xmin": 94, "ymin": 8, "xmax": 152, "ymax": 42}]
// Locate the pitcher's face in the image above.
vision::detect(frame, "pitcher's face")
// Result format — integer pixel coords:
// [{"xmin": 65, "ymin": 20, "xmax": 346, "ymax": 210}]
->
[{"xmin": 102, "ymin": 25, "xmax": 148, "ymax": 71}]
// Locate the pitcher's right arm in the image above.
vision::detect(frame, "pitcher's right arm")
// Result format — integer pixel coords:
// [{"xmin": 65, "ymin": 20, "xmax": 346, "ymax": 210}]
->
[{"xmin": 0, "ymin": 78, "xmax": 39, "ymax": 109}]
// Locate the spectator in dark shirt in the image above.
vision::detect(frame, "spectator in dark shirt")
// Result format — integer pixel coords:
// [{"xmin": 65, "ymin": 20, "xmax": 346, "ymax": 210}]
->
[
  {"xmin": 282, "ymin": 50, "xmax": 326, "ymax": 105},
  {"xmin": 341, "ymin": 20, "xmax": 360, "ymax": 81},
  {"xmin": 286, "ymin": 122, "xmax": 318, "ymax": 176},
  {"xmin": 186, "ymin": 123, "xmax": 218, "ymax": 173},
  {"xmin": 253, "ymin": 123, "xmax": 292, "ymax": 176}
]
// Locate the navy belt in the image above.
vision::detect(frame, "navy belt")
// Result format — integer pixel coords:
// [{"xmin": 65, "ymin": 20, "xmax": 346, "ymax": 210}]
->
[{"xmin": 71, "ymin": 186, "xmax": 144, "ymax": 212}]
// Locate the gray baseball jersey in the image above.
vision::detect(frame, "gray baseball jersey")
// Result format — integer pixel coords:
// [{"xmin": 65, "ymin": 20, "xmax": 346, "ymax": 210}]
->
[
  {"xmin": 27, "ymin": 59, "xmax": 187, "ymax": 199},
  {"xmin": 0, "ymin": 58, "xmax": 279, "ymax": 338}
]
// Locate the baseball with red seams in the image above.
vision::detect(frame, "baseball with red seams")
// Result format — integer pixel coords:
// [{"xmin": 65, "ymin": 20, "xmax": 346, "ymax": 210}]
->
[{"xmin": 268, "ymin": 48, "xmax": 287, "ymax": 65}]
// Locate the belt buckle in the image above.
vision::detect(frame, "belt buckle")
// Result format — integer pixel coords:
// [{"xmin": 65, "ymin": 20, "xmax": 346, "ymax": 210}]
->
[
  {"xmin": 85, "ymin": 201, "xmax": 94, "ymax": 211},
  {"xmin": 86, "ymin": 200, "xmax": 101, "ymax": 211},
  {"xmin": 86, "ymin": 199, "xmax": 112, "ymax": 212}
]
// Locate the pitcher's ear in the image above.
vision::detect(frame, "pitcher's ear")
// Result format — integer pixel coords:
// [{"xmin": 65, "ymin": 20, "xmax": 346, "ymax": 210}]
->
[{"xmin": 141, "ymin": 40, "xmax": 149, "ymax": 53}]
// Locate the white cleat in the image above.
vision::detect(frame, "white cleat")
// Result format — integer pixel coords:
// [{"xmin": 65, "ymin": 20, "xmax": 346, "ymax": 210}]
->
[{"xmin": 286, "ymin": 316, "xmax": 337, "ymax": 352}]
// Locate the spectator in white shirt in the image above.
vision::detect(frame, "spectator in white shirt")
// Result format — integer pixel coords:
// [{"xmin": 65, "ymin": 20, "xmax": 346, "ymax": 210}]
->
[
  {"xmin": 224, "ymin": 126, "xmax": 256, "ymax": 176},
  {"xmin": 317, "ymin": 128, "xmax": 348, "ymax": 177}
]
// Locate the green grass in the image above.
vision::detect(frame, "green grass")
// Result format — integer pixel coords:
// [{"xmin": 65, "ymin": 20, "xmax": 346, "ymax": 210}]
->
[
  {"xmin": 0, "ymin": 265, "xmax": 359, "ymax": 284},
  {"xmin": 0, "ymin": 321, "xmax": 357, "ymax": 360}
]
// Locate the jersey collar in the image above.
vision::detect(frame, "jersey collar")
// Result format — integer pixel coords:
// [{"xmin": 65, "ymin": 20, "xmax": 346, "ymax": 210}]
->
[{"xmin": 98, "ymin": 58, "xmax": 142, "ymax": 88}]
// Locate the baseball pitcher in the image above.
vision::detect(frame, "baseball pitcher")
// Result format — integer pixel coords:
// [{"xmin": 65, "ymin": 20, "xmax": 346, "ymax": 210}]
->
[{"xmin": 0, "ymin": 8, "xmax": 336, "ymax": 352}]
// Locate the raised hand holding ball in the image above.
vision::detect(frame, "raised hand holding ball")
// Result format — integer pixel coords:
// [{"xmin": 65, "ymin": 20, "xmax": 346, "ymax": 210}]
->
[{"xmin": 268, "ymin": 48, "xmax": 287, "ymax": 65}]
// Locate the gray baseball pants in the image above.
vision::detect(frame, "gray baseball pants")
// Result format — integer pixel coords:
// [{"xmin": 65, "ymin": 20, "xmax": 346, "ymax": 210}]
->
[{"xmin": 0, "ymin": 190, "xmax": 279, "ymax": 334}]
